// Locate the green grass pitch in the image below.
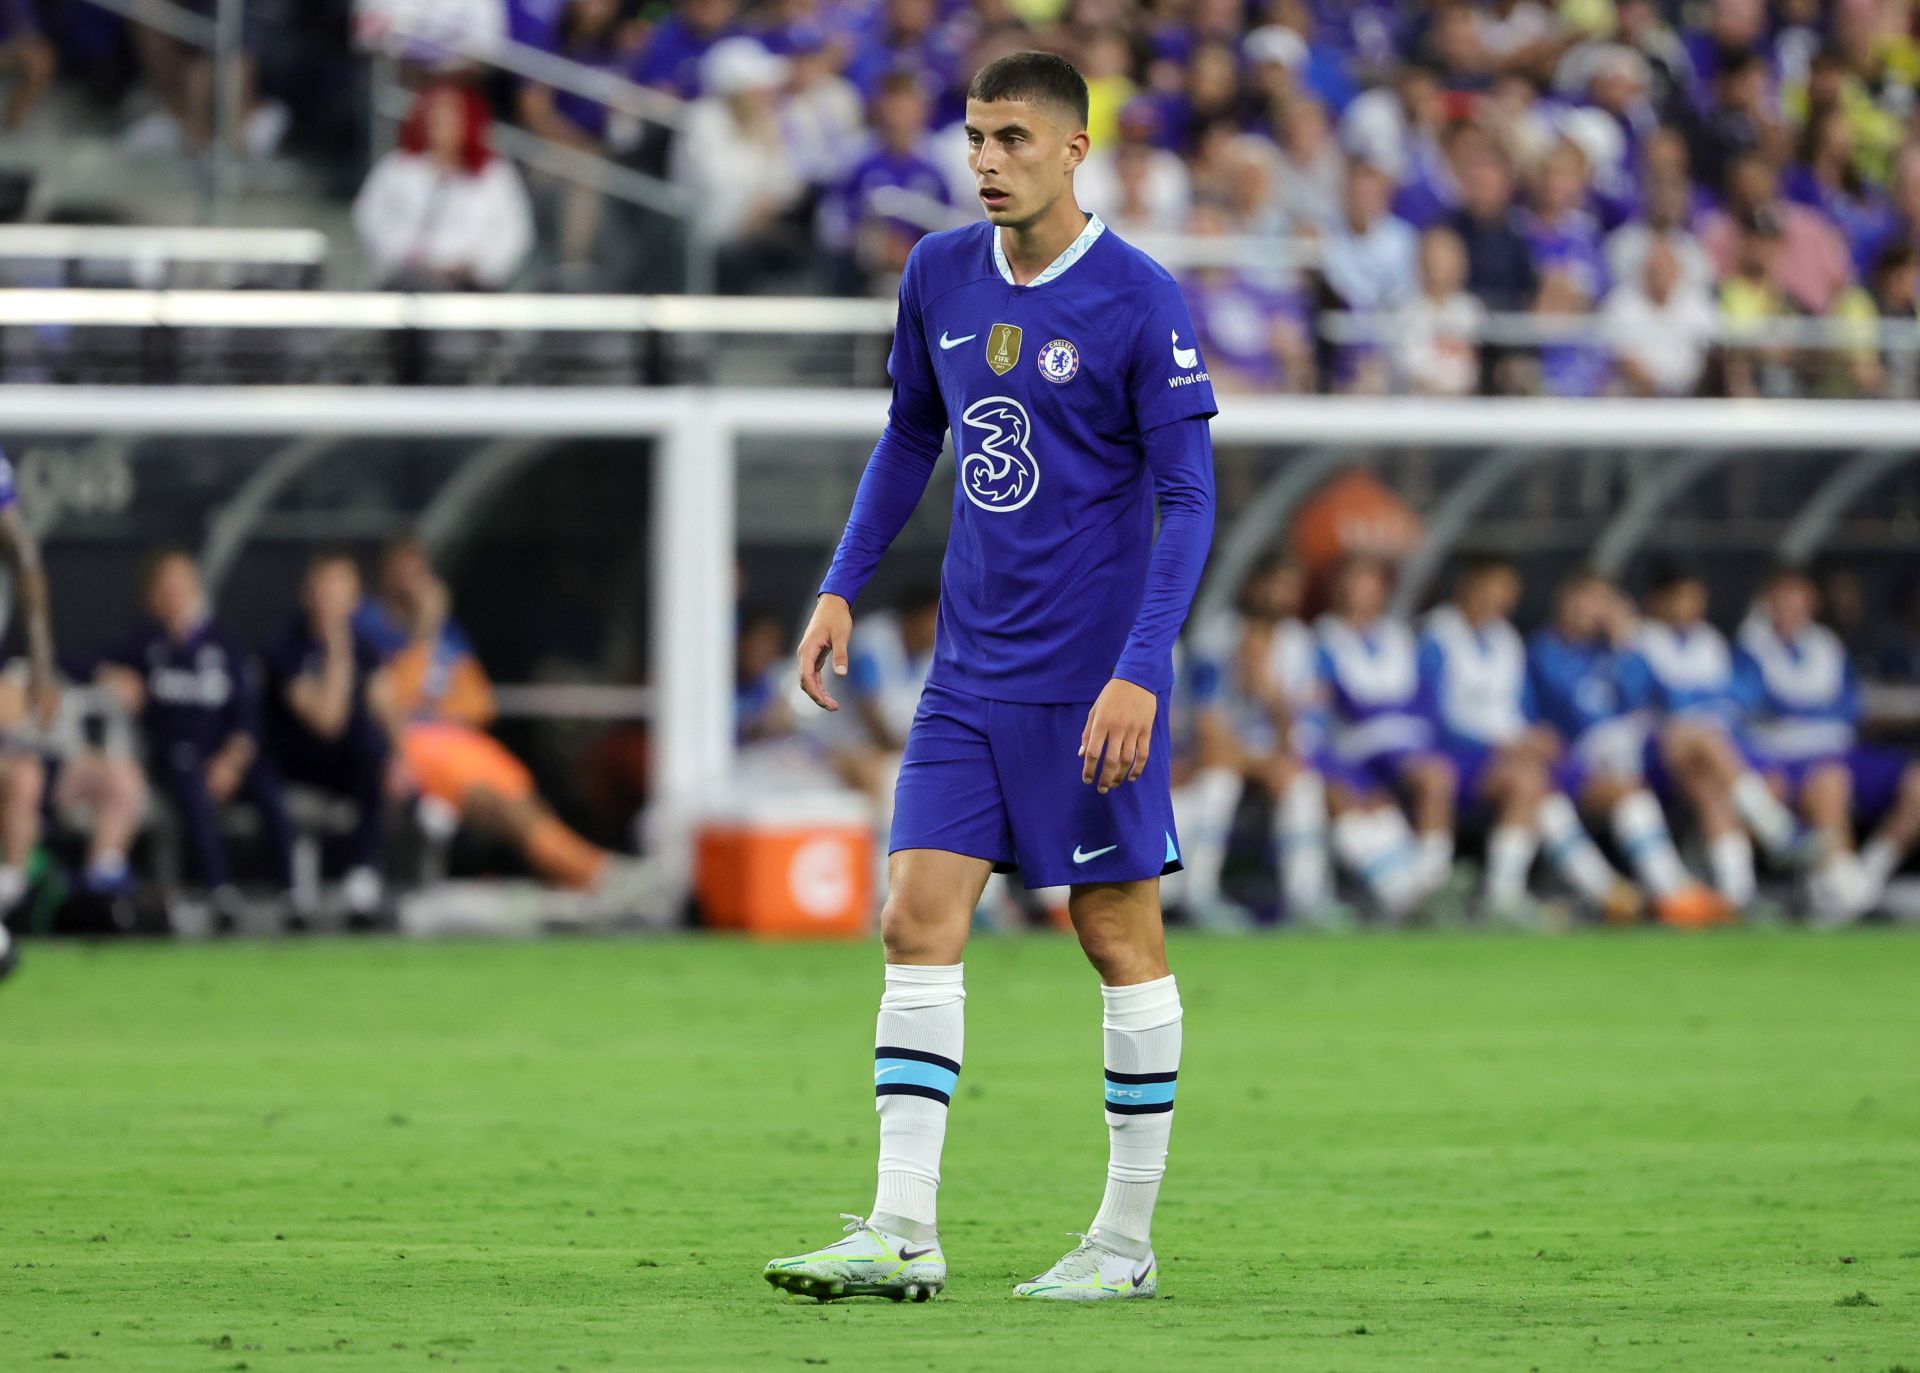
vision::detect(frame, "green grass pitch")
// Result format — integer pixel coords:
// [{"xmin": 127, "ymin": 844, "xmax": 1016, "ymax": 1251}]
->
[{"xmin": 5, "ymin": 931, "xmax": 1919, "ymax": 1371}]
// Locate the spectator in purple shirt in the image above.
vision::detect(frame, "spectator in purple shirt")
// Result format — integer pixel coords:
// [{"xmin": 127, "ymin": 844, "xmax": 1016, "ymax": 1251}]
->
[
  {"xmin": 0, "ymin": 0, "xmax": 52, "ymax": 130},
  {"xmin": 1783, "ymin": 105, "xmax": 1895, "ymax": 278},
  {"xmin": 820, "ymin": 71, "xmax": 951, "ymax": 293},
  {"xmin": 1520, "ymin": 139, "xmax": 1606, "ymax": 300},
  {"xmin": 1681, "ymin": 0, "xmax": 1773, "ymax": 106},
  {"xmin": 518, "ymin": 0, "xmax": 642, "ymax": 279},
  {"xmin": 632, "ymin": 0, "xmax": 740, "ymax": 99},
  {"xmin": 1181, "ymin": 202, "xmax": 1317, "ymax": 393}
]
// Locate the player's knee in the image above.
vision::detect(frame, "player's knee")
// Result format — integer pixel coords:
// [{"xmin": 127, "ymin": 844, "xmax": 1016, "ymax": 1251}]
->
[
  {"xmin": 1075, "ymin": 918, "xmax": 1160, "ymax": 985},
  {"xmin": 879, "ymin": 894, "xmax": 967, "ymax": 965},
  {"xmin": 1804, "ymin": 764, "xmax": 1850, "ymax": 809}
]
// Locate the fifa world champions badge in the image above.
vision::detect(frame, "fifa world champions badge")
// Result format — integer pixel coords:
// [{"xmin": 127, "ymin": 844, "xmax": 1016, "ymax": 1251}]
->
[
  {"xmin": 986, "ymin": 323, "xmax": 1022, "ymax": 375},
  {"xmin": 1038, "ymin": 338, "xmax": 1079, "ymax": 384}
]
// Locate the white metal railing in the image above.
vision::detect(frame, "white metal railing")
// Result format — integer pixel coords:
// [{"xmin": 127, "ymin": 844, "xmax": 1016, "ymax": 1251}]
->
[
  {"xmin": 0, "ymin": 288, "xmax": 894, "ymax": 332},
  {"xmin": 0, "ymin": 226, "xmax": 328, "ymax": 269},
  {"xmin": 1320, "ymin": 308, "xmax": 1920, "ymax": 351}
]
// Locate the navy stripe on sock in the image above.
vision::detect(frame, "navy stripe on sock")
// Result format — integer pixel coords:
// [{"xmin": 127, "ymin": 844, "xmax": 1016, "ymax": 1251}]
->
[
  {"xmin": 1104, "ymin": 1068, "xmax": 1178, "ymax": 1085},
  {"xmin": 1104, "ymin": 1100, "xmax": 1175, "ymax": 1115},
  {"xmin": 874, "ymin": 1045, "xmax": 961, "ymax": 1073},
  {"xmin": 875, "ymin": 1083, "xmax": 953, "ymax": 1105}
]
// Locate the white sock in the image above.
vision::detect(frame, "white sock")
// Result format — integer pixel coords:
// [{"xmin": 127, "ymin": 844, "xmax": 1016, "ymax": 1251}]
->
[
  {"xmin": 1332, "ymin": 810, "xmax": 1425, "ymax": 917},
  {"xmin": 1858, "ymin": 837, "xmax": 1901, "ymax": 893},
  {"xmin": 1538, "ymin": 793, "xmax": 1621, "ymax": 904},
  {"xmin": 1483, "ymin": 824, "xmax": 1537, "ymax": 907},
  {"xmin": 0, "ymin": 864, "xmax": 25, "ymax": 908},
  {"xmin": 1611, "ymin": 790, "xmax": 1690, "ymax": 897},
  {"xmin": 871, "ymin": 963, "xmax": 964, "ymax": 1239},
  {"xmin": 1276, "ymin": 771, "xmax": 1330, "ymax": 915},
  {"xmin": 1090, "ymin": 975, "xmax": 1182, "ymax": 1259},
  {"xmin": 1732, "ymin": 772, "xmax": 1798, "ymax": 858},
  {"xmin": 1173, "ymin": 767, "xmax": 1241, "ymax": 907},
  {"xmin": 1708, "ymin": 831, "xmax": 1756, "ymax": 908},
  {"xmin": 1419, "ymin": 829, "xmax": 1455, "ymax": 891}
]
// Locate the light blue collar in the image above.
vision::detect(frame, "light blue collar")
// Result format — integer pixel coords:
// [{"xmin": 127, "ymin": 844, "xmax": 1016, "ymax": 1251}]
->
[{"xmin": 993, "ymin": 211, "xmax": 1106, "ymax": 287}]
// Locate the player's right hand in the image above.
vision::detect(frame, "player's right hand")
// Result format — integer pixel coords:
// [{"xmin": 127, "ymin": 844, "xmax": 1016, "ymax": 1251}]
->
[{"xmin": 797, "ymin": 593, "xmax": 853, "ymax": 712}]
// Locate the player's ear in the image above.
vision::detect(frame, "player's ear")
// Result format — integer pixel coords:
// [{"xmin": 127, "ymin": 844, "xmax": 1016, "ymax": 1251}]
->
[{"xmin": 1064, "ymin": 127, "xmax": 1090, "ymax": 173}]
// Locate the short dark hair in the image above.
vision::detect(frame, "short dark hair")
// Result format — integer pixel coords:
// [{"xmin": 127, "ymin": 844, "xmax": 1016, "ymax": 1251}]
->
[
  {"xmin": 966, "ymin": 50, "xmax": 1089, "ymax": 129},
  {"xmin": 1455, "ymin": 548, "xmax": 1516, "ymax": 584}
]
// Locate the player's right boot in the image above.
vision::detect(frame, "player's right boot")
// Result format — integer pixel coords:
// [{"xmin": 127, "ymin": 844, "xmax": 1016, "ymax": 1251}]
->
[
  {"xmin": 763, "ymin": 1215, "xmax": 945, "ymax": 1302},
  {"xmin": 1654, "ymin": 884, "xmax": 1736, "ymax": 928}
]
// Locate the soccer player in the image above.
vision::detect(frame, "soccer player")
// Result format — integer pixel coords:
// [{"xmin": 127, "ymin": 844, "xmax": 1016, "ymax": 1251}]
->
[
  {"xmin": 1528, "ymin": 571, "xmax": 1729, "ymax": 927},
  {"xmin": 1419, "ymin": 553, "xmax": 1640, "ymax": 924},
  {"xmin": 1179, "ymin": 555, "xmax": 1333, "ymax": 925},
  {"xmin": 1736, "ymin": 565, "xmax": 1920, "ymax": 925},
  {"xmin": 1314, "ymin": 555, "xmax": 1451, "ymax": 921},
  {"xmin": 763, "ymin": 52, "xmax": 1215, "ymax": 1303},
  {"xmin": 1620, "ymin": 565, "xmax": 1806, "ymax": 911}
]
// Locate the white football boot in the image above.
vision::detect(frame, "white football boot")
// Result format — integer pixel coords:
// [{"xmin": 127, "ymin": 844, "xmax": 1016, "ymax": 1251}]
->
[
  {"xmin": 1013, "ymin": 1234, "xmax": 1157, "ymax": 1301},
  {"xmin": 763, "ymin": 1215, "xmax": 945, "ymax": 1302}
]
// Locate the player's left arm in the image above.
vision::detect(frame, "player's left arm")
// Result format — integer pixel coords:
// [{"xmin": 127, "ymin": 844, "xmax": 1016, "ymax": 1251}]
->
[
  {"xmin": 1081, "ymin": 276, "xmax": 1218, "ymax": 792},
  {"xmin": 1083, "ymin": 416, "xmax": 1216, "ymax": 793}
]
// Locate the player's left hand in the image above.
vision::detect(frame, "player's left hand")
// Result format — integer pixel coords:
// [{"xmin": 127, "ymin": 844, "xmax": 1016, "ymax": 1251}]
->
[{"xmin": 1080, "ymin": 679, "xmax": 1156, "ymax": 794}]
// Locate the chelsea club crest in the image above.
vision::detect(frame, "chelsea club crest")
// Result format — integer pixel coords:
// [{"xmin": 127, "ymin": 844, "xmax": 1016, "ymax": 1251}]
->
[{"xmin": 1037, "ymin": 338, "xmax": 1079, "ymax": 384}]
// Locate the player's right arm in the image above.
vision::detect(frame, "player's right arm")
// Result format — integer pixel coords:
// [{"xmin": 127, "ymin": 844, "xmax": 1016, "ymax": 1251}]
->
[{"xmin": 799, "ymin": 244, "xmax": 946, "ymax": 712}]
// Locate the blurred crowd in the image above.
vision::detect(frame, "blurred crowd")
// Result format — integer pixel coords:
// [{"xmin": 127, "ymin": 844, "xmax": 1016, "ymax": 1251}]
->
[
  {"xmin": 15, "ymin": 2, "xmax": 1920, "ymax": 392},
  {"xmin": 737, "ymin": 552, "xmax": 1920, "ymax": 931}
]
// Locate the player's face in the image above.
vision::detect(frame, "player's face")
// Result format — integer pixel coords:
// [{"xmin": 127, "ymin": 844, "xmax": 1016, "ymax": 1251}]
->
[
  {"xmin": 1765, "ymin": 575, "xmax": 1816, "ymax": 632},
  {"xmin": 147, "ymin": 557, "xmax": 201, "ymax": 634},
  {"xmin": 1462, "ymin": 567, "xmax": 1518, "ymax": 621},
  {"xmin": 965, "ymin": 98, "xmax": 1086, "ymax": 228},
  {"xmin": 305, "ymin": 561, "xmax": 361, "ymax": 626},
  {"xmin": 1336, "ymin": 562, "xmax": 1389, "ymax": 622},
  {"xmin": 1651, "ymin": 581, "xmax": 1707, "ymax": 626},
  {"xmin": 1556, "ymin": 579, "xmax": 1606, "ymax": 638}
]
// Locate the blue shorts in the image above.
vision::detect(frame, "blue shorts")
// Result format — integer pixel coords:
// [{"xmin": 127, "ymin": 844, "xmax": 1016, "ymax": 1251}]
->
[
  {"xmin": 1323, "ymin": 744, "xmax": 1442, "ymax": 800},
  {"xmin": 1447, "ymin": 738, "xmax": 1583, "ymax": 810},
  {"xmin": 1767, "ymin": 746, "xmax": 1911, "ymax": 821},
  {"xmin": 889, "ymin": 681, "xmax": 1182, "ymax": 890}
]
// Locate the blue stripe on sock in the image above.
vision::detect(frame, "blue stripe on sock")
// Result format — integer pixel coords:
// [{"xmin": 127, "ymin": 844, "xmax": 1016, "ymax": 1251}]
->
[
  {"xmin": 876, "ymin": 1056, "xmax": 958, "ymax": 1101},
  {"xmin": 1105, "ymin": 1074, "xmax": 1176, "ymax": 1109}
]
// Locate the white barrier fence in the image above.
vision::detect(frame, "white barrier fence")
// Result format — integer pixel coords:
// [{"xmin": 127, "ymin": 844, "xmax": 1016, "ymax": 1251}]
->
[{"xmin": 5, "ymin": 387, "xmax": 1917, "ymax": 897}]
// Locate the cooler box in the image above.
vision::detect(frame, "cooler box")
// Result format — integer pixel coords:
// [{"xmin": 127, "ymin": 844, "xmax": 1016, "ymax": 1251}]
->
[{"xmin": 696, "ymin": 790, "xmax": 875, "ymax": 937}]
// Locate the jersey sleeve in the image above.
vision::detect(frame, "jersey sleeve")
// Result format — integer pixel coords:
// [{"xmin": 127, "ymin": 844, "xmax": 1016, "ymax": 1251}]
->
[
  {"xmin": 1127, "ymin": 275, "xmax": 1220, "ymax": 434},
  {"xmin": 887, "ymin": 242, "xmax": 937, "ymax": 397}
]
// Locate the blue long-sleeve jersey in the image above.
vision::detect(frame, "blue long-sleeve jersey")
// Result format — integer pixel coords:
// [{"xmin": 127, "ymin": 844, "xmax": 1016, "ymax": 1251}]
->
[{"xmin": 820, "ymin": 213, "xmax": 1218, "ymax": 704}]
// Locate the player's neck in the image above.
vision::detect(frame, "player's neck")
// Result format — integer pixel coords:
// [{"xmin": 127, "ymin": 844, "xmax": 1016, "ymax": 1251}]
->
[{"xmin": 998, "ymin": 198, "xmax": 1090, "ymax": 286}]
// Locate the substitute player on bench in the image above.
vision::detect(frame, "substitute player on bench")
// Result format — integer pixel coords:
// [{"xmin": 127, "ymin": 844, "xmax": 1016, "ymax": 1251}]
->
[{"xmin": 764, "ymin": 51, "xmax": 1216, "ymax": 1303}]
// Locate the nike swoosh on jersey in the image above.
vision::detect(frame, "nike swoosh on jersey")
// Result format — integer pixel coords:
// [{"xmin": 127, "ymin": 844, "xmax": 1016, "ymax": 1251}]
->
[
  {"xmin": 1073, "ymin": 844, "xmax": 1119, "ymax": 864},
  {"xmin": 1170, "ymin": 329, "xmax": 1199, "ymax": 369},
  {"xmin": 939, "ymin": 331, "xmax": 977, "ymax": 349}
]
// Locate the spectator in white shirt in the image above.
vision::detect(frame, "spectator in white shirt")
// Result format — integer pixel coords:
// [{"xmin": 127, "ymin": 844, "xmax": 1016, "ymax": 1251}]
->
[
  {"xmin": 353, "ymin": 82, "xmax": 534, "ymax": 290},
  {"xmin": 1074, "ymin": 97, "xmax": 1190, "ymax": 236},
  {"xmin": 1604, "ymin": 169, "xmax": 1714, "ymax": 298},
  {"xmin": 672, "ymin": 37, "xmax": 809, "ymax": 293},
  {"xmin": 1391, "ymin": 227, "xmax": 1485, "ymax": 396},
  {"xmin": 1600, "ymin": 237, "xmax": 1718, "ymax": 397},
  {"xmin": 1321, "ymin": 160, "xmax": 1418, "ymax": 310}
]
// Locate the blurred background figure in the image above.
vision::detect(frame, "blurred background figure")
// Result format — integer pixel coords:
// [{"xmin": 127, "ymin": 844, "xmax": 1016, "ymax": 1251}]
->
[
  {"xmin": 358, "ymin": 536, "xmax": 648, "ymax": 899},
  {"xmin": 97, "ymin": 550, "xmax": 294, "ymax": 929},
  {"xmin": 263, "ymin": 551, "xmax": 391, "ymax": 923},
  {"xmin": 354, "ymin": 82, "xmax": 534, "ymax": 290}
]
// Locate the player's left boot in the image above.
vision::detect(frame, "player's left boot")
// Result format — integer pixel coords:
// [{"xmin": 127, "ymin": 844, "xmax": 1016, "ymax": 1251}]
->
[
  {"xmin": 762, "ymin": 1215, "xmax": 945, "ymax": 1302},
  {"xmin": 1013, "ymin": 1235, "xmax": 1157, "ymax": 1301}
]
